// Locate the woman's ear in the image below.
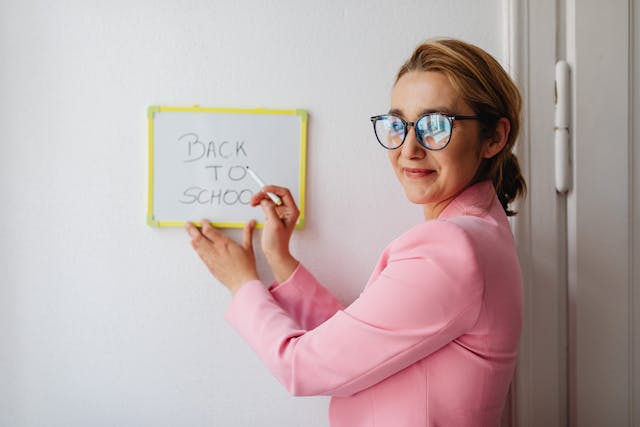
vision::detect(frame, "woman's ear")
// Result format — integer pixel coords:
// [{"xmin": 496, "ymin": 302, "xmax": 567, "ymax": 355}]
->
[{"xmin": 482, "ymin": 117, "xmax": 510, "ymax": 159}]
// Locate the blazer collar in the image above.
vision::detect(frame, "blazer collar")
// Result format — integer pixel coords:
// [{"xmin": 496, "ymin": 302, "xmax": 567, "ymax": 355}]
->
[{"xmin": 437, "ymin": 180, "xmax": 497, "ymax": 220}]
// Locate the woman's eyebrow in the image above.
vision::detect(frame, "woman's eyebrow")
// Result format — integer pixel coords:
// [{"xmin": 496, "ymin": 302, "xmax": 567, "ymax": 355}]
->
[
  {"xmin": 388, "ymin": 106, "xmax": 456, "ymax": 117},
  {"xmin": 418, "ymin": 107, "xmax": 456, "ymax": 115}
]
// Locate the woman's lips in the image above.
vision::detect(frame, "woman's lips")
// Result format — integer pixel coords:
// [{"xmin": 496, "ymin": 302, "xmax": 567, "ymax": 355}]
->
[{"xmin": 402, "ymin": 167, "xmax": 435, "ymax": 179}]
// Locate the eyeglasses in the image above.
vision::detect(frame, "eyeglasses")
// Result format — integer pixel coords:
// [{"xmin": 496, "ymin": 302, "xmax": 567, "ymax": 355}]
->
[{"xmin": 370, "ymin": 113, "xmax": 482, "ymax": 151}]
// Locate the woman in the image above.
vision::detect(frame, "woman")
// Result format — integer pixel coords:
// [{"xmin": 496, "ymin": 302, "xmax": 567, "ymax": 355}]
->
[{"xmin": 186, "ymin": 38, "xmax": 525, "ymax": 427}]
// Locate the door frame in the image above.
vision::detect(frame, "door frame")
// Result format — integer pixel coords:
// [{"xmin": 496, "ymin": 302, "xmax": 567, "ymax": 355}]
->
[{"xmin": 505, "ymin": 0, "xmax": 569, "ymax": 425}]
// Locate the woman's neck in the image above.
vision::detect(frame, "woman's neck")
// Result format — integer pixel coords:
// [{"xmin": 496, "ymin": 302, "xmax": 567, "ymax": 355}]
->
[{"xmin": 423, "ymin": 197, "xmax": 454, "ymax": 220}]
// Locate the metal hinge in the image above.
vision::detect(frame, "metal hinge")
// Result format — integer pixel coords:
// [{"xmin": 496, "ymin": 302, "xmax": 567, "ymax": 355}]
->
[{"xmin": 554, "ymin": 61, "xmax": 571, "ymax": 193}]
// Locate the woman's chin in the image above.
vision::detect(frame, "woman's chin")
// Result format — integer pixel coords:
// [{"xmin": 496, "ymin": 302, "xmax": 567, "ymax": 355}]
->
[{"xmin": 403, "ymin": 190, "xmax": 431, "ymax": 205}]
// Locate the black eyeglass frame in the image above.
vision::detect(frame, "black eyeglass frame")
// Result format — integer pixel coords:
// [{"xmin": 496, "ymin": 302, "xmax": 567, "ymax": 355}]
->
[{"xmin": 370, "ymin": 113, "xmax": 483, "ymax": 151}]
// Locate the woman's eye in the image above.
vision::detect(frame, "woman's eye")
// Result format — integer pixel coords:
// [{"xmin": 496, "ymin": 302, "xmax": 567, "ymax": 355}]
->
[{"xmin": 391, "ymin": 122, "xmax": 404, "ymax": 132}]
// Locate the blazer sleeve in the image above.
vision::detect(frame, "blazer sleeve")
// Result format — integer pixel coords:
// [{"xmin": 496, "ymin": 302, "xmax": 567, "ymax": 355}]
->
[
  {"xmin": 268, "ymin": 263, "xmax": 344, "ymax": 330},
  {"xmin": 225, "ymin": 220, "xmax": 484, "ymax": 397}
]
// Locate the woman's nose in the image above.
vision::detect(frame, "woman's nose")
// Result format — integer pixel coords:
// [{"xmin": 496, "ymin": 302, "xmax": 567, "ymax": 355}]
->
[{"xmin": 401, "ymin": 128, "xmax": 427, "ymax": 159}]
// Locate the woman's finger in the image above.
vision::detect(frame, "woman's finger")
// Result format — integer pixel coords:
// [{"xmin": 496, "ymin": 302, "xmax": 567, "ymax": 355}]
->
[
  {"xmin": 200, "ymin": 219, "xmax": 224, "ymax": 242},
  {"xmin": 260, "ymin": 199, "xmax": 283, "ymax": 225},
  {"xmin": 262, "ymin": 185, "xmax": 298, "ymax": 211},
  {"xmin": 186, "ymin": 222, "xmax": 212, "ymax": 249},
  {"xmin": 249, "ymin": 191, "xmax": 270, "ymax": 207},
  {"xmin": 243, "ymin": 219, "xmax": 256, "ymax": 250},
  {"xmin": 185, "ymin": 221, "xmax": 201, "ymax": 239},
  {"xmin": 186, "ymin": 222, "xmax": 218, "ymax": 264}
]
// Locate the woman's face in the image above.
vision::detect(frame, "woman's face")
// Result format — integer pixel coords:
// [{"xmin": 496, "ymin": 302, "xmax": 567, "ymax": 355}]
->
[{"xmin": 388, "ymin": 71, "xmax": 486, "ymax": 219}]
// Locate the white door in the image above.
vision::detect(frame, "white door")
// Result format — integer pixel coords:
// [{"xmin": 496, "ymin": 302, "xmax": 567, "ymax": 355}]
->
[
  {"xmin": 507, "ymin": 0, "xmax": 569, "ymax": 425},
  {"xmin": 565, "ymin": 0, "xmax": 639, "ymax": 425},
  {"xmin": 516, "ymin": 0, "xmax": 640, "ymax": 425}
]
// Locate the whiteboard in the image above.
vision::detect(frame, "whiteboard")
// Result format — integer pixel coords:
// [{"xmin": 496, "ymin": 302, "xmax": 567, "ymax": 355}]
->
[{"xmin": 147, "ymin": 106, "xmax": 307, "ymax": 228}]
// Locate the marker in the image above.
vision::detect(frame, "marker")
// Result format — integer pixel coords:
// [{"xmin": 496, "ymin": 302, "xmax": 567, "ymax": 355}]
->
[{"xmin": 245, "ymin": 166, "xmax": 282, "ymax": 206}]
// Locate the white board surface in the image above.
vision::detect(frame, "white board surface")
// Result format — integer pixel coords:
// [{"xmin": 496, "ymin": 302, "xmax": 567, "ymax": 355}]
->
[{"xmin": 147, "ymin": 106, "xmax": 307, "ymax": 228}]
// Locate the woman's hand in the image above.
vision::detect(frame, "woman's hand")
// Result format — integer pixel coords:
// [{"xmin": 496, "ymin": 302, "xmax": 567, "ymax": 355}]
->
[
  {"xmin": 185, "ymin": 219, "xmax": 259, "ymax": 295},
  {"xmin": 250, "ymin": 185, "xmax": 300, "ymax": 283}
]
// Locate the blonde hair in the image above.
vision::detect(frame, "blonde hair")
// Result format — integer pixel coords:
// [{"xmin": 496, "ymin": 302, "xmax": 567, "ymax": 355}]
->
[{"xmin": 397, "ymin": 39, "xmax": 526, "ymax": 216}]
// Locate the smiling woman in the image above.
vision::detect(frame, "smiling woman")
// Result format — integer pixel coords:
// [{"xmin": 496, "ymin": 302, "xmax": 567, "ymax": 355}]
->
[
  {"xmin": 383, "ymin": 39, "xmax": 526, "ymax": 218},
  {"xmin": 186, "ymin": 38, "xmax": 526, "ymax": 427}
]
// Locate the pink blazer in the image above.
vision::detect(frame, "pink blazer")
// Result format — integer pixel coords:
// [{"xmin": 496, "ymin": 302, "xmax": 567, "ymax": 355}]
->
[{"xmin": 226, "ymin": 181, "xmax": 523, "ymax": 426}]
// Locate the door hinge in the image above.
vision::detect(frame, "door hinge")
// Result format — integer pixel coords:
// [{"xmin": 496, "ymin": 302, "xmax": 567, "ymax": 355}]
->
[{"xmin": 555, "ymin": 60, "xmax": 571, "ymax": 193}]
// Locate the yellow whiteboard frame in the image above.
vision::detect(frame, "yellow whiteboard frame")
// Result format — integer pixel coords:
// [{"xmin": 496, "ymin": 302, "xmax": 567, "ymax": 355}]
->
[{"xmin": 147, "ymin": 105, "xmax": 307, "ymax": 229}]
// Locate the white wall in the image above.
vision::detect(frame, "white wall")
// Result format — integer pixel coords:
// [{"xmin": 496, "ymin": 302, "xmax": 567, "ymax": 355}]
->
[{"xmin": 0, "ymin": 1, "xmax": 504, "ymax": 425}]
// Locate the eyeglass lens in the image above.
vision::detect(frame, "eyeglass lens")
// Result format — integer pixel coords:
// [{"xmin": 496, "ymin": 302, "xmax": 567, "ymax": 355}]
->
[{"xmin": 373, "ymin": 114, "xmax": 452, "ymax": 150}]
